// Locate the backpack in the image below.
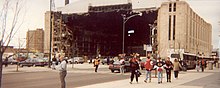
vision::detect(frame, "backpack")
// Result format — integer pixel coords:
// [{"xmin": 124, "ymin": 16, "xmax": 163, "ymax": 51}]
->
[{"xmin": 144, "ymin": 59, "xmax": 152, "ymax": 70}]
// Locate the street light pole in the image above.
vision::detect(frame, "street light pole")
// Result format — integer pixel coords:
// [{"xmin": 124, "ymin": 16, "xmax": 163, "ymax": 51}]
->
[
  {"xmin": 48, "ymin": 0, "xmax": 52, "ymax": 68},
  {"xmin": 121, "ymin": 13, "xmax": 142, "ymax": 54}
]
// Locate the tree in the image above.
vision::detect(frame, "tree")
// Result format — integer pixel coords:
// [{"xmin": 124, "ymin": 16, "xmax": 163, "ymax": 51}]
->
[{"xmin": 0, "ymin": 0, "xmax": 25, "ymax": 87}]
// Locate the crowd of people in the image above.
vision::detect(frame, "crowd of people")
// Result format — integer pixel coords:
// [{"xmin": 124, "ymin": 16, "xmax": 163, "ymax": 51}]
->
[
  {"xmin": 50, "ymin": 53, "xmax": 214, "ymax": 87},
  {"xmin": 128, "ymin": 55, "xmax": 184, "ymax": 84}
]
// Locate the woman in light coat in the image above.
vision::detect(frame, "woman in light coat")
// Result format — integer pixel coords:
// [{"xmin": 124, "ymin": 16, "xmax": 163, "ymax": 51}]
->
[{"xmin": 173, "ymin": 59, "xmax": 182, "ymax": 79}]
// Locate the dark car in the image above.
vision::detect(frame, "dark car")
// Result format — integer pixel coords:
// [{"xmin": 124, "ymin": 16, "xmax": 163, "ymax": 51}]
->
[
  {"xmin": 18, "ymin": 59, "xmax": 35, "ymax": 67},
  {"xmin": 34, "ymin": 59, "xmax": 48, "ymax": 67},
  {"xmin": 109, "ymin": 61, "xmax": 130, "ymax": 73}
]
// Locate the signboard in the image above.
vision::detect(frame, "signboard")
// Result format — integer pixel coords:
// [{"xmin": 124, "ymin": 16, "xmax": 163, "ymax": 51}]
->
[{"xmin": 144, "ymin": 44, "xmax": 152, "ymax": 51}]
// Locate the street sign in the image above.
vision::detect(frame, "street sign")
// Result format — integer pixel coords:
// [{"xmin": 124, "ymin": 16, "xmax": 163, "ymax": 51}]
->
[{"xmin": 144, "ymin": 44, "xmax": 152, "ymax": 51}]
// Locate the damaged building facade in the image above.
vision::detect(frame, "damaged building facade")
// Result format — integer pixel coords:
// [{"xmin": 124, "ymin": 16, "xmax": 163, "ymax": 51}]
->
[
  {"xmin": 44, "ymin": 2, "xmax": 158, "ymax": 58},
  {"xmin": 44, "ymin": 0, "xmax": 212, "ymax": 59}
]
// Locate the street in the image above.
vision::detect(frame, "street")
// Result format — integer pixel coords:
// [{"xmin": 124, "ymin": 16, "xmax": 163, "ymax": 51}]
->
[
  {"xmin": 2, "ymin": 64, "xmax": 220, "ymax": 88},
  {"xmin": 2, "ymin": 64, "xmax": 129, "ymax": 88}
]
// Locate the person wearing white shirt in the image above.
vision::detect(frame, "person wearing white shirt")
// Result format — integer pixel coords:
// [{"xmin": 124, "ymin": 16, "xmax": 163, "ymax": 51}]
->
[
  {"xmin": 119, "ymin": 58, "xmax": 125, "ymax": 74},
  {"xmin": 58, "ymin": 57, "xmax": 68, "ymax": 88}
]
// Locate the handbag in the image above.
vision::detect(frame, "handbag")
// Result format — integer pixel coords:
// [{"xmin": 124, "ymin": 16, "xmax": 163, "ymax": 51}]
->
[{"xmin": 136, "ymin": 70, "xmax": 142, "ymax": 77}]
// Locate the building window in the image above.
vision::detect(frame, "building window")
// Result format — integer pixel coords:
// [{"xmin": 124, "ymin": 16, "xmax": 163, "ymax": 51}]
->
[
  {"xmin": 168, "ymin": 15, "xmax": 171, "ymax": 40},
  {"xmin": 169, "ymin": 3, "xmax": 172, "ymax": 12},
  {"xmin": 173, "ymin": 3, "xmax": 176, "ymax": 12},
  {"xmin": 173, "ymin": 15, "xmax": 176, "ymax": 40}
]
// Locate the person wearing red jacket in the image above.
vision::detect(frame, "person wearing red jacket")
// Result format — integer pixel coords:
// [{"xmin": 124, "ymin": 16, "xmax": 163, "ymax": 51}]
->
[{"xmin": 144, "ymin": 56, "xmax": 153, "ymax": 83}]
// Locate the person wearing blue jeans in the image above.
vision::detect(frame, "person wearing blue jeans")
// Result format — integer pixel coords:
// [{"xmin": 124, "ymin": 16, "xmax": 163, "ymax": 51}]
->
[
  {"xmin": 157, "ymin": 70, "xmax": 163, "ymax": 84},
  {"xmin": 145, "ymin": 70, "xmax": 151, "ymax": 82},
  {"xmin": 144, "ymin": 56, "xmax": 153, "ymax": 83},
  {"xmin": 155, "ymin": 57, "xmax": 164, "ymax": 84}
]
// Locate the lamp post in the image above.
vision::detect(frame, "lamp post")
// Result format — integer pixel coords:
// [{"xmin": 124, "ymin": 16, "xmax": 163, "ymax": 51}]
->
[
  {"xmin": 48, "ymin": 0, "xmax": 52, "ymax": 68},
  {"xmin": 121, "ymin": 13, "xmax": 142, "ymax": 54}
]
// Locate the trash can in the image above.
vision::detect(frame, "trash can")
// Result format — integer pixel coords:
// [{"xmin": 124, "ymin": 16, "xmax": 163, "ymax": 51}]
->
[{"xmin": 208, "ymin": 62, "xmax": 213, "ymax": 70}]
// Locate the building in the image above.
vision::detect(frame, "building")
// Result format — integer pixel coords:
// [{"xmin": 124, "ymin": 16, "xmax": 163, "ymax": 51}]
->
[
  {"xmin": 26, "ymin": 28, "xmax": 44, "ymax": 53},
  {"xmin": 44, "ymin": 2, "xmax": 158, "ymax": 58},
  {"xmin": 157, "ymin": 1, "xmax": 212, "ymax": 58}
]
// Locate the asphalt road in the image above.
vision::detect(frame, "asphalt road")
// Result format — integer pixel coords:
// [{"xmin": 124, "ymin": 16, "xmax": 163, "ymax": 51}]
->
[{"xmin": 2, "ymin": 71, "xmax": 129, "ymax": 88}]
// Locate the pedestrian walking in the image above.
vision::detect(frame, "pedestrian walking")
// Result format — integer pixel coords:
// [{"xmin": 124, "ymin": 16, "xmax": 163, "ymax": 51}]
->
[
  {"xmin": 52, "ymin": 56, "xmax": 57, "ymax": 70},
  {"xmin": 144, "ymin": 56, "xmax": 153, "ymax": 83},
  {"xmin": 196, "ymin": 60, "xmax": 200, "ymax": 72},
  {"xmin": 173, "ymin": 58, "xmax": 182, "ymax": 79},
  {"xmin": 94, "ymin": 57, "xmax": 100, "ymax": 72},
  {"xmin": 4, "ymin": 58, "xmax": 8, "ymax": 67},
  {"xmin": 164, "ymin": 57, "xmax": 173, "ymax": 82},
  {"xmin": 129, "ymin": 55, "xmax": 140, "ymax": 84},
  {"xmin": 201, "ymin": 58, "xmax": 205, "ymax": 72},
  {"xmin": 154, "ymin": 57, "xmax": 165, "ymax": 84},
  {"xmin": 58, "ymin": 57, "xmax": 68, "ymax": 88},
  {"xmin": 119, "ymin": 58, "xmax": 125, "ymax": 74}
]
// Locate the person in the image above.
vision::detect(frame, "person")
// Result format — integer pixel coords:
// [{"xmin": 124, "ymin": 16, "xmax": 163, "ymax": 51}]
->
[
  {"xmin": 129, "ymin": 55, "xmax": 140, "ymax": 84},
  {"xmin": 94, "ymin": 57, "xmax": 100, "ymax": 72},
  {"xmin": 58, "ymin": 57, "xmax": 68, "ymax": 88},
  {"xmin": 196, "ymin": 60, "xmax": 200, "ymax": 72},
  {"xmin": 154, "ymin": 57, "xmax": 165, "ymax": 84},
  {"xmin": 52, "ymin": 56, "xmax": 57, "ymax": 70},
  {"xmin": 181, "ymin": 60, "xmax": 187, "ymax": 71},
  {"xmin": 119, "ymin": 58, "xmax": 125, "ymax": 74},
  {"xmin": 144, "ymin": 56, "xmax": 153, "ymax": 83},
  {"xmin": 164, "ymin": 57, "xmax": 173, "ymax": 82},
  {"xmin": 107, "ymin": 57, "xmax": 110, "ymax": 65},
  {"xmin": 4, "ymin": 58, "xmax": 8, "ymax": 67},
  {"xmin": 89, "ymin": 57, "xmax": 93, "ymax": 64},
  {"xmin": 201, "ymin": 58, "xmax": 205, "ymax": 72},
  {"xmin": 173, "ymin": 58, "xmax": 182, "ymax": 79}
]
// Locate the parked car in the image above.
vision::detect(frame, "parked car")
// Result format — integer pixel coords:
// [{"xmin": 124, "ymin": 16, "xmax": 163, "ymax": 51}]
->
[
  {"xmin": 8, "ymin": 58, "xmax": 18, "ymax": 65},
  {"xmin": 68, "ymin": 57, "xmax": 84, "ymax": 64},
  {"xmin": 109, "ymin": 61, "xmax": 130, "ymax": 73},
  {"xmin": 34, "ymin": 59, "xmax": 47, "ymax": 67},
  {"xmin": 18, "ymin": 59, "xmax": 35, "ymax": 67},
  {"xmin": 101, "ymin": 58, "xmax": 107, "ymax": 65}
]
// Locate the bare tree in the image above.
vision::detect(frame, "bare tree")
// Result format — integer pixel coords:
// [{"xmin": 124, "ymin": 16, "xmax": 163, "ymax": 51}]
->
[{"xmin": 0, "ymin": 0, "xmax": 25, "ymax": 87}]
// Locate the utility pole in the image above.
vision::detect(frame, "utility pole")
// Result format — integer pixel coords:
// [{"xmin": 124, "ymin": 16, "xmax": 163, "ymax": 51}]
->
[{"xmin": 48, "ymin": 0, "xmax": 53, "ymax": 68}]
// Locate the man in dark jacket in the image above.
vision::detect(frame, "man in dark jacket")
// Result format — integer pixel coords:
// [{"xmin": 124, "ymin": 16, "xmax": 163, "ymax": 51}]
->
[{"xmin": 129, "ymin": 56, "xmax": 140, "ymax": 84}]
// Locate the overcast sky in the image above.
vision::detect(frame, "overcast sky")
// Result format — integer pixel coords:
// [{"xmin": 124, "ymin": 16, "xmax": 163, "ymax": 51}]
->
[{"xmin": 1, "ymin": 0, "xmax": 220, "ymax": 49}]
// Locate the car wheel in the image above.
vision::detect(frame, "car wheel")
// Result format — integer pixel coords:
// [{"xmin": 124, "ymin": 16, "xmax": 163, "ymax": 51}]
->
[{"xmin": 111, "ymin": 70, "xmax": 114, "ymax": 73}]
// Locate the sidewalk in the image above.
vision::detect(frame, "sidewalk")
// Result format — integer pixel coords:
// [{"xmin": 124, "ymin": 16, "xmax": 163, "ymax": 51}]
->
[{"xmin": 78, "ymin": 68, "xmax": 220, "ymax": 88}]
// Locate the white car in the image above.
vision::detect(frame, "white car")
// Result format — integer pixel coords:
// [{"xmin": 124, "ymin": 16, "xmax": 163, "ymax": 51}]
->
[{"xmin": 68, "ymin": 57, "xmax": 84, "ymax": 64}]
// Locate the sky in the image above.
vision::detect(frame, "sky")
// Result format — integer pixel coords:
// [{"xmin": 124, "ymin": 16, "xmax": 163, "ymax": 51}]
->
[{"xmin": 0, "ymin": 0, "xmax": 220, "ymax": 49}]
